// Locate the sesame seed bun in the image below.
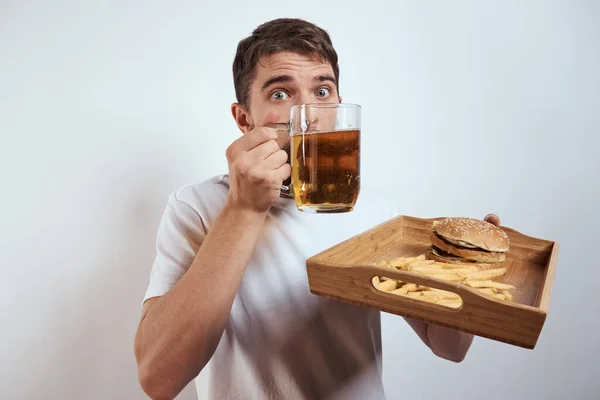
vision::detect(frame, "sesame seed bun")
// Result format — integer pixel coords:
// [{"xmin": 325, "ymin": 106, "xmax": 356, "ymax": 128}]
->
[{"xmin": 433, "ymin": 217, "xmax": 509, "ymax": 253}]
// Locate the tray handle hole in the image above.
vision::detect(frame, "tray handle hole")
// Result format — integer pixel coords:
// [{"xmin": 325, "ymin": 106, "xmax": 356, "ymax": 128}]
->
[{"xmin": 372, "ymin": 276, "xmax": 464, "ymax": 309}]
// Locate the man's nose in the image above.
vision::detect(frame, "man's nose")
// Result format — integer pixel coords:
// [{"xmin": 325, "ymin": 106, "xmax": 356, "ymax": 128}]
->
[
  {"xmin": 292, "ymin": 93, "xmax": 319, "ymax": 122},
  {"xmin": 295, "ymin": 92, "xmax": 313, "ymax": 107}
]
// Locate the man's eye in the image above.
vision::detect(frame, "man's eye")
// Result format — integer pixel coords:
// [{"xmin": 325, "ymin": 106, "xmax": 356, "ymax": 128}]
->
[
  {"xmin": 316, "ymin": 88, "xmax": 330, "ymax": 98},
  {"xmin": 271, "ymin": 91, "xmax": 289, "ymax": 101}
]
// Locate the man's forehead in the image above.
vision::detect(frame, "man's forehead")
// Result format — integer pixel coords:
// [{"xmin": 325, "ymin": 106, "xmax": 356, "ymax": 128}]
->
[{"xmin": 254, "ymin": 51, "xmax": 334, "ymax": 80}]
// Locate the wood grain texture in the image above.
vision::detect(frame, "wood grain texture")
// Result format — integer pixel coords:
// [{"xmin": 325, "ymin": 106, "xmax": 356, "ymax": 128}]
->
[{"xmin": 305, "ymin": 215, "xmax": 559, "ymax": 349}]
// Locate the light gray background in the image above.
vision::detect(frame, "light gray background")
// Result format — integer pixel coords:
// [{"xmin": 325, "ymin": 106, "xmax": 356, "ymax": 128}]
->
[{"xmin": 1, "ymin": 1, "xmax": 598, "ymax": 399}]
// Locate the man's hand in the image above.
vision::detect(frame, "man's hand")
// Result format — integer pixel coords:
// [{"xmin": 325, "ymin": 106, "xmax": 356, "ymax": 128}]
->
[
  {"xmin": 225, "ymin": 127, "xmax": 291, "ymax": 213},
  {"xmin": 406, "ymin": 213, "xmax": 502, "ymax": 362}
]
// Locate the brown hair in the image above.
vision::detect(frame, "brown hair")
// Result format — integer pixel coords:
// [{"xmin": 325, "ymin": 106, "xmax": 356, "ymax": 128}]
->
[{"xmin": 232, "ymin": 18, "xmax": 340, "ymax": 107}]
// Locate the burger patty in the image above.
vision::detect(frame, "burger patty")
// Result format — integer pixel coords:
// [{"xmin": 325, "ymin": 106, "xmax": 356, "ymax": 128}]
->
[
  {"xmin": 431, "ymin": 246, "xmax": 478, "ymax": 262},
  {"xmin": 431, "ymin": 232, "xmax": 506, "ymax": 263},
  {"xmin": 432, "ymin": 232, "xmax": 491, "ymax": 252}
]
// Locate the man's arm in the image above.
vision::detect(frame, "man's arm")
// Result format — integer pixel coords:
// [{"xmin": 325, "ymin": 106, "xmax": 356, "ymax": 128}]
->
[
  {"xmin": 134, "ymin": 202, "xmax": 267, "ymax": 399},
  {"xmin": 134, "ymin": 127, "xmax": 290, "ymax": 400}
]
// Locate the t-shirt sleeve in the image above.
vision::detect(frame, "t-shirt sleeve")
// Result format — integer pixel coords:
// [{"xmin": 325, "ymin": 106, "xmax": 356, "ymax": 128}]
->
[{"xmin": 142, "ymin": 191, "xmax": 207, "ymax": 305}]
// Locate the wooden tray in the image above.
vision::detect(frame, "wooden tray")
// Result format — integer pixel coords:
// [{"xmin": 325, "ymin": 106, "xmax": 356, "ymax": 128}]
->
[{"xmin": 306, "ymin": 215, "xmax": 559, "ymax": 349}]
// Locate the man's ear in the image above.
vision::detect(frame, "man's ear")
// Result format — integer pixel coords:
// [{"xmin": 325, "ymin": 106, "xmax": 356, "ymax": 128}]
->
[
  {"xmin": 339, "ymin": 95, "xmax": 343, "ymax": 103},
  {"xmin": 231, "ymin": 103, "xmax": 252, "ymax": 134}
]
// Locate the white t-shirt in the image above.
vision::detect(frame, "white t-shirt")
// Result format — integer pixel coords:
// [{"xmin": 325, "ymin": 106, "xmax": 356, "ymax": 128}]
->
[{"xmin": 143, "ymin": 174, "xmax": 399, "ymax": 400}]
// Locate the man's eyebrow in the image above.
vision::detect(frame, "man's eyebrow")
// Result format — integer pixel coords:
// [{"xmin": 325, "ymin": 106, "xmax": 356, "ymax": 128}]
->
[
  {"xmin": 261, "ymin": 75, "xmax": 294, "ymax": 91},
  {"xmin": 315, "ymin": 74, "xmax": 336, "ymax": 84}
]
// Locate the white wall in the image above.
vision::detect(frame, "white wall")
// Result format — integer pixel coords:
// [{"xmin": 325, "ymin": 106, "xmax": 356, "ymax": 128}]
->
[{"xmin": 1, "ymin": 1, "xmax": 598, "ymax": 399}]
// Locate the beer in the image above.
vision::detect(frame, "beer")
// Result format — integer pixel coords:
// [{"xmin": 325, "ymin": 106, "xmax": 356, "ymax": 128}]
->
[{"xmin": 290, "ymin": 129, "xmax": 360, "ymax": 213}]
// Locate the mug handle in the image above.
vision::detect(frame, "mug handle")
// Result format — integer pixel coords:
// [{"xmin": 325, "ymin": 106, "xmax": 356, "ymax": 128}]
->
[
  {"xmin": 264, "ymin": 122, "xmax": 294, "ymax": 199},
  {"xmin": 280, "ymin": 181, "xmax": 293, "ymax": 199}
]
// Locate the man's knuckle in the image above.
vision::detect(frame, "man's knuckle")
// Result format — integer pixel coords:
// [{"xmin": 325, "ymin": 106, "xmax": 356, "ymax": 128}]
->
[
  {"xmin": 248, "ymin": 168, "xmax": 265, "ymax": 183},
  {"xmin": 266, "ymin": 179, "xmax": 279, "ymax": 189},
  {"xmin": 254, "ymin": 127, "xmax": 266, "ymax": 138},
  {"xmin": 234, "ymin": 159, "xmax": 249, "ymax": 175},
  {"xmin": 267, "ymin": 139, "xmax": 280, "ymax": 152},
  {"xmin": 257, "ymin": 127, "xmax": 276, "ymax": 140}
]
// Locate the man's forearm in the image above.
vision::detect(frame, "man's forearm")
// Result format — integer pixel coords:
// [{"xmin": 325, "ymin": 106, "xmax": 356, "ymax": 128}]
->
[{"xmin": 134, "ymin": 199, "xmax": 267, "ymax": 399}]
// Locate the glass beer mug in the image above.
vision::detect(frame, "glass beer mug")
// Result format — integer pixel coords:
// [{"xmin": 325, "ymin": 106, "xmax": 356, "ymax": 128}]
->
[{"xmin": 274, "ymin": 103, "xmax": 361, "ymax": 213}]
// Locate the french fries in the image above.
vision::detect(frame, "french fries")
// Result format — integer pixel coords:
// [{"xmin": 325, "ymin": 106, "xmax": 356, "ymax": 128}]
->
[
  {"xmin": 435, "ymin": 263, "xmax": 479, "ymax": 271},
  {"xmin": 501, "ymin": 290, "xmax": 513, "ymax": 301},
  {"xmin": 430, "ymin": 272, "xmax": 465, "ymax": 282},
  {"xmin": 372, "ymin": 276, "xmax": 398, "ymax": 291},
  {"xmin": 464, "ymin": 280, "xmax": 515, "ymax": 290},
  {"xmin": 437, "ymin": 299, "xmax": 463, "ymax": 308},
  {"xmin": 461, "ymin": 267, "xmax": 507, "ymax": 281},
  {"xmin": 408, "ymin": 265, "xmax": 448, "ymax": 274},
  {"xmin": 476, "ymin": 288, "xmax": 497, "ymax": 296},
  {"xmin": 372, "ymin": 253, "xmax": 517, "ymax": 307}
]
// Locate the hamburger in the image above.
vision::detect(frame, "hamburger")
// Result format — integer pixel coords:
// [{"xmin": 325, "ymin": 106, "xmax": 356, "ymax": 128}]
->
[{"xmin": 427, "ymin": 217, "xmax": 509, "ymax": 266}]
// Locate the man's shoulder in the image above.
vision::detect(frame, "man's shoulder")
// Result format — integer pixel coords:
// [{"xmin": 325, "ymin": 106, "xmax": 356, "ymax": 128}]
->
[{"xmin": 166, "ymin": 174, "xmax": 230, "ymax": 218}]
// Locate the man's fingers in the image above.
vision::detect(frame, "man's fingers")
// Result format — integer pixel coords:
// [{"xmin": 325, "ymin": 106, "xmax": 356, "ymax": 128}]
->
[
  {"xmin": 484, "ymin": 214, "xmax": 501, "ymax": 226},
  {"xmin": 249, "ymin": 139, "xmax": 280, "ymax": 161},
  {"xmin": 273, "ymin": 162, "xmax": 291, "ymax": 182},
  {"xmin": 238, "ymin": 127, "xmax": 279, "ymax": 152},
  {"xmin": 263, "ymin": 149, "xmax": 289, "ymax": 170}
]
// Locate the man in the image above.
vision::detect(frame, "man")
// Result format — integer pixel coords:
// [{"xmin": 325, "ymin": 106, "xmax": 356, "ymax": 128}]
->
[{"xmin": 133, "ymin": 18, "xmax": 501, "ymax": 400}]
